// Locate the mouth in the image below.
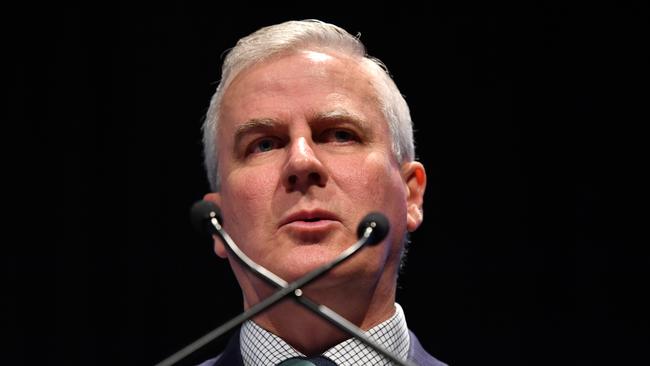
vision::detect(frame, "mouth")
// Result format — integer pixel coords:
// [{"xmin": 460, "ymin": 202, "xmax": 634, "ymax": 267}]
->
[
  {"xmin": 302, "ymin": 218, "xmax": 321, "ymax": 222},
  {"xmin": 279, "ymin": 209, "xmax": 340, "ymax": 228}
]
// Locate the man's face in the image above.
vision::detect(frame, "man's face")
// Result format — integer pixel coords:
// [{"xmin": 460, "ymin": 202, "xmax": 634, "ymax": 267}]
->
[{"xmin": 205, "ymin": 50, "xmax": 425, "ymax": 301}]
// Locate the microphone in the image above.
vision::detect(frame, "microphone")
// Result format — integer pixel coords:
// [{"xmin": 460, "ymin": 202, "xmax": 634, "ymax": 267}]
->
[
  {"xmin": 357, "ymin": 212, "xmax": 390, "ymax": 245},
  {"xmin": 190, "ymin": 199, "xmax": 222, "ymax": 235},
  {"xmin": 155, "ymin": 201, "xmax": 413, "ymax": 366}
]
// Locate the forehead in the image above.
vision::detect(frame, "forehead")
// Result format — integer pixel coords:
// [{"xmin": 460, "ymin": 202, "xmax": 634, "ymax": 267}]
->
[{"xmin": 218, "ymin": 50, "xmax": 384, "ymax": 132}]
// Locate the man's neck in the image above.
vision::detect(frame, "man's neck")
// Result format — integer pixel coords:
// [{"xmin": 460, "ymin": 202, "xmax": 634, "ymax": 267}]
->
[{"xmin": 247, "ymin": 278, "xmax": 397, "ymax": 355}]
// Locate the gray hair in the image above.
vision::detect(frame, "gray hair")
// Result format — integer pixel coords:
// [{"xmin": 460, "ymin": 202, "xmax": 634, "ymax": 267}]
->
[{"xmin": 203, "ymin": 19, "xmax": 415, "ymax": 191}]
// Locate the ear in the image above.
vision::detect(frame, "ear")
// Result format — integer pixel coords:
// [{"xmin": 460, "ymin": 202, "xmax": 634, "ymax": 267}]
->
[
  {"xmin": 203, "ymin": 192, "xmax": 228, "ymax": 259},
  {"xmin": 402, "ymin": 161, "xmax": 427, "ymax": 232}
]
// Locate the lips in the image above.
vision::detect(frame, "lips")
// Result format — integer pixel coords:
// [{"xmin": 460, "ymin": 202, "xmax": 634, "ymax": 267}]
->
[{"xmin": 279, "ymin": 209, "xmax": 340, "ymax": 228}]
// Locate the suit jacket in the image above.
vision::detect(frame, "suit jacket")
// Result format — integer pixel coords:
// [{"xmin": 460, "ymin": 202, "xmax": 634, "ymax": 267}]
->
[{"xmin": 197, "ymin": 328, "xmax": 447, "ymax": 366}]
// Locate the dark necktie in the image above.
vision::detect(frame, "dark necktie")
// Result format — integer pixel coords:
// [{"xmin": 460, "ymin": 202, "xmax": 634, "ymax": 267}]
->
[{"xmin": 276, "ymin": 355, "xmax": 337, "ymax": 366}]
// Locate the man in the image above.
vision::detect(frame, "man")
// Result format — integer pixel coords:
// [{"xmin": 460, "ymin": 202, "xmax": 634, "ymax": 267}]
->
[{"xmin": 200, "ymin": 19, "xmax": 446, "ymax": 366}]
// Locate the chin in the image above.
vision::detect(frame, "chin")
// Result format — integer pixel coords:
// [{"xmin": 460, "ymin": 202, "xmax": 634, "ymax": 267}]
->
[
  {"xmin": 282, "ymin": 245, "xmax": 338, "ymax": 276},
  {"xmin": 278, "ymin": 244, "xmax": 376, "ymax": 287}
]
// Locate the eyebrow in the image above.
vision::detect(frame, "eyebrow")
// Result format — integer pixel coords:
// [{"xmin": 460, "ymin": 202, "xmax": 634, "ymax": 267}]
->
[
  {"xmin": 232, "ymin": 110, "xmax": 372, "ymax": 146},
  {"xmin": 233, "ymin": 118, "xmax": 280, "ymax": 147},
  {"xmin": 311, "ymin": 109, "xmax": 371, "ymax": 133}
]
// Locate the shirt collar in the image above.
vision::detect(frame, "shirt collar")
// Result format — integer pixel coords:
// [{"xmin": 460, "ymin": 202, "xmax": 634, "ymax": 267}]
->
[{"xmin": 240, "ymin": 303, "xmax": 410, "ymax": 366}]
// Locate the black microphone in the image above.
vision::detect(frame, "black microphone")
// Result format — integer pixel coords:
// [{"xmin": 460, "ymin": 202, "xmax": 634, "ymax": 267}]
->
[
  {"xmin": 155, "ymin": 202, "xmax": 413, "ymax": 366},
  {"xmin": 190, "ymin": 200, "xmax": 222, "ymax": 235},
  {"xmin": 357, "ymin": 212, "xmax": 390, "ymax": 245}
]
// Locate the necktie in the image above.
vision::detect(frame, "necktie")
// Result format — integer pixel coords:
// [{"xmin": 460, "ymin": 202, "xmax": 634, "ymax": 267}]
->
[{"xmin": 277, "ymin": 355, "xmax": 337, "ymax": 366}]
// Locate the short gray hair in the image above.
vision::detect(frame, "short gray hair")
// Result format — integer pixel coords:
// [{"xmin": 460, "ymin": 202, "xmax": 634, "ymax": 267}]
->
[{"xmin": 203, "ymin": 19, "xmax": 415, "ymax": 191}]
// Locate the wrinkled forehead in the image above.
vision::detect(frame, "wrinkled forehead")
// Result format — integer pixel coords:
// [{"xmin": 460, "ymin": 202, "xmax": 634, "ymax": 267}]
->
[
  {"xmin": 218, "ymin": 49, "xmax": 385, "ymax": 132},
  {"xmin": 233, "ymin": 49, "xmax": 375, "ymax": 88}
]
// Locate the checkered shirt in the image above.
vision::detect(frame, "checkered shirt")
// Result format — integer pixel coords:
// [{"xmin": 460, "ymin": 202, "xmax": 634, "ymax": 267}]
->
[{"xmin": 240, "ymin": 303, "xmax": 410, "ymax": 366}]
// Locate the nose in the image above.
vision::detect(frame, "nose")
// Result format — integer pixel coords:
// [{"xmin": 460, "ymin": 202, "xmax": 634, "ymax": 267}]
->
[{"xmin": 282, "ymin": 137, "xmax": 328, "ymax": 191}]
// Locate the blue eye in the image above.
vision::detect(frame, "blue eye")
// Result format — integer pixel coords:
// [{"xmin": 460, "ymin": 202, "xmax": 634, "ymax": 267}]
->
[
  {"xmin": 248, "ymin": 137, "xmax": 281, "ymax": 155},
  {"xmin": 333, "ymin": 130, "xmax": 354, "ymax": 142},
  {"xmin": 257, "ymin": 139, "xmax": 275, "ymax": 152},
  {"xmin": 320, "ymin": 129, "xmax": 359, "ymax": 144}
]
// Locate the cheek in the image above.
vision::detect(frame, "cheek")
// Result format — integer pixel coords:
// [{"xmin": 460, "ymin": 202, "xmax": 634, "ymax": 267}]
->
[
  {"xmin": 220, "ymin": 167, "xmax": 279, "ymax": 228},
  {"xmin": 364, "ymin": 152, "xmax": 406, "ymax": 198},
  {"xmin": 339, "ymin": 152, "xmax": 408, "ymax": 264},
  {"xmin": 230, "ymin": 172, "xmax": 274, "ymax": 201},
  {"xmin": 334, "ymin": 152, "xmax": 407, "ymax": 209}
]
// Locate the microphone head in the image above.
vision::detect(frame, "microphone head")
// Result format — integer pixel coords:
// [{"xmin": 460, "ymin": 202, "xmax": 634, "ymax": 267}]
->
[
  {"xmin": 356, "ymin": 212, "xmax": 390, "ymax": 245},
  {"xmin": 190, "ymin": 200, "xmax": 222, "ymax": 235}
]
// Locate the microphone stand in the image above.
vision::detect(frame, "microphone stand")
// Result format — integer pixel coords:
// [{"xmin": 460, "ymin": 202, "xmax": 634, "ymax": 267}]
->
[{"xmin": 155, "ymin": 211, "xmax": 415, "ymax": 366}]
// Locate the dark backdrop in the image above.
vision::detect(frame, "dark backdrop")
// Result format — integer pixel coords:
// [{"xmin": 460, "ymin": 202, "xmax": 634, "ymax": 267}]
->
[{"xmin": 9, "ymin": 3, "xmax": 648, "ymax": 366}]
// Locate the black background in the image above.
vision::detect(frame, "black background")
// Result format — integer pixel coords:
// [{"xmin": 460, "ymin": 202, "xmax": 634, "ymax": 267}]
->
[{"xmin": 9, "ymin": 3, "xmax": 648, "ymax": 365}]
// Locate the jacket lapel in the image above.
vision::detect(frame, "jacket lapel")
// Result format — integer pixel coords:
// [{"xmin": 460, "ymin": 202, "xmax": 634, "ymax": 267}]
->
[
  {"xmin": 407, "ymin": 330, "xmax": 448, "ymax": 366},
  {"xmin": 211, "ymin": 328, "xmax": 244, "ymax": 366}
]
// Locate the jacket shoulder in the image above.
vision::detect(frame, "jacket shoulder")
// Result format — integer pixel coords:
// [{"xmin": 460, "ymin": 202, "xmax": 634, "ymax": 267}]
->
[
  {"xmin": 408, "ymin": 330, "xmax": 448, "ymax": 366},
  {"xmin": 196, "ymin": 329, "xmax": 243, "ymax": 366}
]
